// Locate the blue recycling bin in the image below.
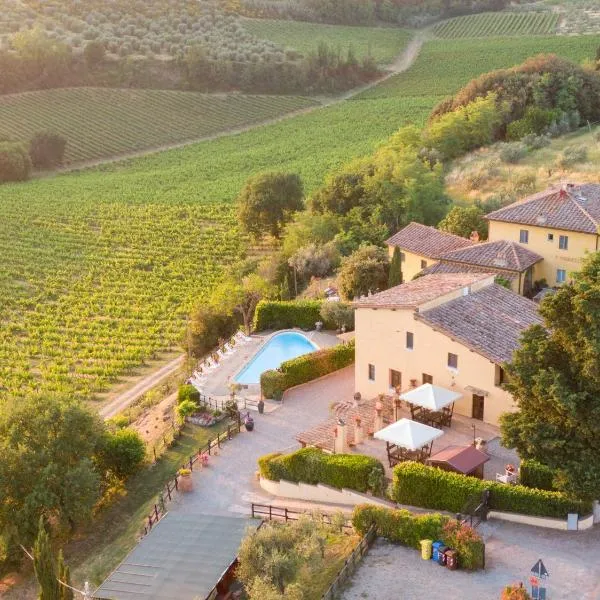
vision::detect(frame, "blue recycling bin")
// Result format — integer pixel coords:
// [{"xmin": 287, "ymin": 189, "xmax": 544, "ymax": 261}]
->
[{"xmin": 432, "ymin": 541, "xmax": 444, "ymax": 562}]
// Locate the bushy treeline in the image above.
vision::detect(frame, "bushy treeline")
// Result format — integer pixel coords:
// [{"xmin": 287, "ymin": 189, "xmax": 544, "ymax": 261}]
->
[
  {"xmin": 427, "ymin": 55, "xmax": 600, "ymax": 157},
  {"xmin": 235, "ymin": 0, "xmax": 513, "ymax": 26},
  {"xmin": 0, "ymin": 28, "xmax": 379, "ymax": 96}
]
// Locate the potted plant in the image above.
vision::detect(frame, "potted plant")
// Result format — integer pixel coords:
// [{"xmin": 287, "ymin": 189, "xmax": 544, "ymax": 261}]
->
[
  {"xmin": 178, "ymin": 468, "xmax": 193, "ymax": 492},
  {"xmin": 258, "ymin": 399, "xmax": 264, "ymax": 414},
  {"xmin": 505, "ymin": 463, "xmax": 516, "ymax": 476},
  {"xmin": 244, "ymin": 413, "xmax": 254, "ymax": 432}
]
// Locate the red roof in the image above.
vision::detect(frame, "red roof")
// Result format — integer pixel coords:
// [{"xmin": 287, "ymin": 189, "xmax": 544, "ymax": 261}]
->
[{"xmin": 427, "ymin": 445, "xmax": 489, "ymax": 474}]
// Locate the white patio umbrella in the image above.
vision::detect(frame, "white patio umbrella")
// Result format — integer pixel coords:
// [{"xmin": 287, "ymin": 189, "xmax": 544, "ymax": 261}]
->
[
  {"xmin": 374, "ymin": 418, "xmax": 443, "ymax": 451},
  {"xmin": 400, "ymin": 383, "xmax": 461, "ymax": 411}
]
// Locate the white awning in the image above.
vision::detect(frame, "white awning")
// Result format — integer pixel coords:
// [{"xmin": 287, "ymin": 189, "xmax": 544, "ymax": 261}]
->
[
  {"xmin": 374, "ymin": 418, "xmax": 443, "ymax": 451},
  {"xmin": 400, "ymin": 383, "xmax": 461, "ymax": 410}
]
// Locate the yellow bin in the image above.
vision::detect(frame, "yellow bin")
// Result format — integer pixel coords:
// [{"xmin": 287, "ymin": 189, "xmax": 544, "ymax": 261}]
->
[{"xmin": 420, "ymin": 539, "xmax": 432, "ymax": 560}]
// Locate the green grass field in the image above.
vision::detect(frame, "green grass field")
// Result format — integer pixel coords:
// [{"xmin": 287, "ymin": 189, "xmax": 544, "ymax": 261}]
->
[
  {"xmin": 433, "ymin": 11, "xmax": 559, "ymax": 38},
  {"xmin": 0, "ymin": 88, "xmax": 317, "ymax": 164},
  {"xmin": 0, "ymin": 34, "xmax": 598, "ymax": 403},
  {"xmin": 357, "ymin": 34, "xmax": 600, "ymax": 99},
  {"xmin": 243, "ymin": 19, "xmax": 412, "ymax": 64}
]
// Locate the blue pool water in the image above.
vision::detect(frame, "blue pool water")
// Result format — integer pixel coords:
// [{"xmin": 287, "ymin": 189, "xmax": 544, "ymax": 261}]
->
[{"xmin": 234, "ymin": 332, "xmax": 318, "ymax": 384}]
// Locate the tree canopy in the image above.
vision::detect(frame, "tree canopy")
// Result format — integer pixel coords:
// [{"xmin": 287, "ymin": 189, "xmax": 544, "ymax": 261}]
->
[
  {"xmin": 238, "ymin": 172, "xmax": 304, "ymax": 239},
  {"xmin": 337, "ymin": 244, "xmax": 388, "ymax": 301},
  {"xmin": 501, "ymin": 253, "xmax": 600, "ymax": 500},
  {"xmin": 0, "ymin": 395, "xmax": 103, "ymax": 548},
  {"xmin": 438, "ymin": 205, "xmax": 487, "ymax": 239}
]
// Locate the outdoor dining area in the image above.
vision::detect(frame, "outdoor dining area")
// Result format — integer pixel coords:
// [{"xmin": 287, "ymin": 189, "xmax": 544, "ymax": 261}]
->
[{"xmin": 402, "ymin": 383, "xmax": 460, "ymax": 429}]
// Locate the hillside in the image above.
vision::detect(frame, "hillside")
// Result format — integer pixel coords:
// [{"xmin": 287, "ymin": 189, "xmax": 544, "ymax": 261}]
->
[
  {"xmin": 0, "ymin": 33, "xmax": 599, "ymax": 403},
  {"xmin": 445, "ymin": 128, "xmax": 600, "ymax": 204},
  {"xmin": 0, "ymin": 89, "xmax": 317, "ymax": 164}
]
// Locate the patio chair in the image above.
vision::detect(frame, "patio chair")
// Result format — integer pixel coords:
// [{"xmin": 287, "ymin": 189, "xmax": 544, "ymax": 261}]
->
[
  {"xmin": 235, "ymin": 331, "xmax": 252, "ymax": 344},
  {"xmin": 224, "ymin": 342, "xmax": 236, "ymax": 355}
]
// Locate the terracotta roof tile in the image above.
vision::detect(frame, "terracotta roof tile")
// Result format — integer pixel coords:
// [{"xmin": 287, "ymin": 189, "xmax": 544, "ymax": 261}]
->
[
  {"xmin": 353, "ymin": 273, "xmax": 495, "ymax": 309},
  {"xmin": 386, "ymin": 222, "xmax": 474, "ymax": 258},
  {"xmin": 416, "ymin": 284, "xmax": 542, "ymax": 364},
  {"xmin": 421, "ymin": 262, "xmax": 518, "ymax": 281},
  {"xmin": 438, "ymin": 240, "xmax": 543, "ymax": 272},
  {"xmin": 485, "ymin": 183, "xmax": 600, "ymax": 234}
]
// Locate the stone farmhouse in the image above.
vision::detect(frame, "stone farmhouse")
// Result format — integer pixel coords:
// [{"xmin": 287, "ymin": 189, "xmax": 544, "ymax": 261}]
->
[
  {"xmin": 387, "ymin": 182, "xmax": 600, "ymax": 296},
  {"xmin": 353, "ymin": 272, "xmax": 541, "ymax": 426}
]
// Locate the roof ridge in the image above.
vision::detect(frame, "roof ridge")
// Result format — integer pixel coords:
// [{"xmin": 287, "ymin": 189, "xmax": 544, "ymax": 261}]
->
[{"xmin": 508, "ymin": 240, "xmax": 521, "ymax": 270}]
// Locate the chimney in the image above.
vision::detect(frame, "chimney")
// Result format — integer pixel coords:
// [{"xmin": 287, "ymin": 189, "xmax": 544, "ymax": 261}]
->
[
  {"xmin": 469, "ymin": 230, "xmax": 480, "ymax": 243},
  {"xmin": 373, "ymin": 401, "xmax": 384, "ymax": 433},
  {"xmin": 354, "ymin": 416, "xmax": 364, "ymax": 445},
  {"xmin": 334, "ymin": 419, "xmax": 347, "ymax": 454}
]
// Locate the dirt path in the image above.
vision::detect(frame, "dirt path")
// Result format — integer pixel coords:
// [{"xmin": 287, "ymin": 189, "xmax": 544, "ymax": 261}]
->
[
  {"xmin": 35, "ymin": 32, "xmax": 426, "ymax": 178},
  {"xmin": 99, "ymin": 354, "xmax": 185, "ymax": 419}
]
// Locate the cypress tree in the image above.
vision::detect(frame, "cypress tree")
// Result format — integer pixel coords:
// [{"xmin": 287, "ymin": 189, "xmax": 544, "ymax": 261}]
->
[
  {"xmin": 33, "ymin": 517, "xmax": 59, "ymax": 600},
  {"xmin": 388, "ymin": 246, "xmax": 403, "ymax": 288},
  {"xmin": 58, "ymin": 551, "xmax": 74, "ymax": 600}
]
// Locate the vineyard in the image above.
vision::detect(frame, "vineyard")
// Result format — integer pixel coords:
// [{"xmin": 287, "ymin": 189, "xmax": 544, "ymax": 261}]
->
[
  {"xmin": 243, "ymin": 19, "xmax": 412, "ymax": 64},
  {"xmin": 0, "ymin": 88, "xmax": 317, "ymax": 164},
  {"xmin": 1, "ymin": 33, "xmax": 599, "ymax": 402},
  {"xmin": 433, "ymin": 11, "xmax": 559, "ymax": 38}
]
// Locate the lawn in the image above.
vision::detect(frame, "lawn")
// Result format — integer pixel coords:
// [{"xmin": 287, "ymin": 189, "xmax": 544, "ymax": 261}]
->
[
  {"xmin": 0, "ymin": 34, "xmax": 598, "ymax": 404},
  {"xmin": 0, "ymin": 88, "xmax": 317, "ymax": 165},
  {"xmin": 66, "ymin": 420, "xmax": 231, "ymax": 587},
  {"xmin": 243, "ymin": 19, "xmax": 412, "ymax": 64}
]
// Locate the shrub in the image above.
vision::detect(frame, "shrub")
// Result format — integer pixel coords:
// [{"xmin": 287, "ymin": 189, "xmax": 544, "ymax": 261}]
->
[
  {"xmin": 29, "ymin": 131, "xmax": 67, "ymax": 169},
  {"xmin": 501, "ymin": 584, "xmax": 532, "ymax": 599},
  {"xmin": 84, "ymin": 39, "xmax": 106, "ymax": 66},
  {"xmin": 99, "ymin": 428, "xmax": 146, "ymax": 479},
  {"xmin": 499, "ymin": 142, "xmax": 527, "ymax": 164},
  {"xmin": 178, "ymin": 383, "xmax": 200, "ymax": 405},
  {"xmin": 319, "ymin": 301, "xmax": 354, "ymax": 331},
  {"xmin": 522, "ymin": 133, "xmax": 551, "ymax": 150},
  {"xmin": 258, "ymin": 447, "xmax": 384, "ymax": 494},
  {"xmin": 556, "ymin": 145, "xmax": 588, "ymax": 169},
  {"xmin": 391, "ymin": 462, "xmax": 591, "ymax": 519},
  {"xmin": 0, "ymin": 142, "xmax": 31, "ymax": 182},
  {"xmin": 260, "ymin": 370, "xmax": 286, "ymax": 400},
  {"xmin": 260, "ymin": 341, "xmax": 355, "ymax": 398},
  {"xmin": 253, "ymin": 300, "xmax": 325, "ymax": 331},
  {"xmin": 520, "ymin": 459, "xmax": 555, "ymax": 491},
  {"xmin": 351, "ymin": 505, "xmax": 485, "ymax": 570},
  {"xmin": 177, "ymin": 399, "xmax": 198, "ymax": 420}
]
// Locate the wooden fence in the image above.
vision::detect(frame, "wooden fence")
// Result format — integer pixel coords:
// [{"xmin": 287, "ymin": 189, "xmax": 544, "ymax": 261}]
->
[
  {"xmin": 251, "ymin": 503, "xmax": 353, "ymax": 530},
  {"xmin": 320, "ymin": 525, "xmax": 377, "ymax": 600},
  {"xmin": 143, "ymin": 411, "xmax": 243, "ymax": 535}
]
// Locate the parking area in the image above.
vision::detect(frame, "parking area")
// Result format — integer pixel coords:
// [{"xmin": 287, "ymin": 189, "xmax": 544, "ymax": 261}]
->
[{"xmin": 341, "ymin": 519, "xmax": 600, "ymax": 600}]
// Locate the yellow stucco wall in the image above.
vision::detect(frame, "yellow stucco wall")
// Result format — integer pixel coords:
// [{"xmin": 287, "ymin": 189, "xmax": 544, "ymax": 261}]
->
[
  {"xmin": 488, "ymin": 221, "xmax": 598, "ymax": 285},
  {"xmin": 354, "ymin": 306, "xmax": 515, "ymax": 426},
  {"xmin": 387, "ymin": 245, "xmax": 435, "ymax": 282}
]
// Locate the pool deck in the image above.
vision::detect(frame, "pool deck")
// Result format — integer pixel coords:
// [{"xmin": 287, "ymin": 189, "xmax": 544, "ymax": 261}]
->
[{"xmin": 196, "ymin": 329, "xmax": 341, "ymax": 399}]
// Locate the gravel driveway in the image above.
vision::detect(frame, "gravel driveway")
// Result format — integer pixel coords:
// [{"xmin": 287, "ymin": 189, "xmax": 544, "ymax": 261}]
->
[{"xmin": 341, "ymin": 519, "xmax": 600, "ymax": 600}]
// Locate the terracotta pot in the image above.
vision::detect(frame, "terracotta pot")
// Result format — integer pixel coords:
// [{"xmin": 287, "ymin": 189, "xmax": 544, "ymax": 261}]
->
[{"xmin": 178, "ymin": 473, "xmax": 193, "ymax": 492}]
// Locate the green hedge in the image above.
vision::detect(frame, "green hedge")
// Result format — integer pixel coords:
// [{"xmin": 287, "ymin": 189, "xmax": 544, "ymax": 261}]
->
[
  {"xmin": 391, "ymin": 462, "xmax": 591, "ymax": 519},
  {"xmin": 258, "ymin": 447, "xmax": 384, "ymax": 494},
  {"xmin": 260, "ymin": 340, "xmax": 355, "ymax": 399},
  {"xmin": 253, "ymin": 300, "xmax": 328, "ymax": 331},
  {"xmin": 352, "ymin": 505, "xmax": 485, "ymax": 570},
  {"xmin": 177, "ymin": 384, "xmax": 200, "ymax": 405},
  {"xmin": 519, "ymin": 459, "xmax": 556, "ymax": 491}
]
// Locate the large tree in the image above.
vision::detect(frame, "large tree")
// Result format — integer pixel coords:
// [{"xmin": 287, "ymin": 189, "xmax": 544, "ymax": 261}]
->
[
  {"xmin": 211, "ymin": 273, "xmax": 275, "ymax": 334},
  {"xmin": 501, "ymin": 253, "xmax": 600, "ymax": 500},
  {"xmin": 0, "ymin": 395, "xmax": 103, "ymax": 548},
  {"xmin": 438, "ymin": 205, "xmax": 487, "ymax": 240},
  {"xmin": 238, "ymin": 172, "xmax": 303, "ymax": 239},
  {"xmin": 337, "ymin": 244, "xmax": 388, "ymax": 301}
]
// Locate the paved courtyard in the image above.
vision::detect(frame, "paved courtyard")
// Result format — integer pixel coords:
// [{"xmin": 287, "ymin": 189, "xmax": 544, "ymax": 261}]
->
[
  {"xmin": 341, "ymin": 520, "xmax": 600, "ymax": 600},
  {"xmin": 168, "ymin": 365, "xmax": 356, "ymax": 516}
]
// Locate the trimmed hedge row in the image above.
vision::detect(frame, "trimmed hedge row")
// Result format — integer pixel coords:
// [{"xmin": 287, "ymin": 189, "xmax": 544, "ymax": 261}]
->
[
  {"xmin": 260, "ymin": 340, "xmax": 355, "ymax": 399},
  {"xmin": 258, "ymin": 447, "xmax": 384, "ymax": 494},
  {"xmin": 253, "ymin": 300, "xmax": 328, "ymax": 331},
  {"xmin": 519, "ymin": 459, "xmax": 556, "ymax": 491},
  {"xmin": 352, "ymin": 505, "xmax": 485, "ymax": 570},
  {"xmin": 391, "ymin": 462, "xmax": 591, "ymax": 519}
]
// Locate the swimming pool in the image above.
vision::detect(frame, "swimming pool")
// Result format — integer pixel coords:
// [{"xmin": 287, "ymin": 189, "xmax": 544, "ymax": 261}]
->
[{"xmin": 234, "ymin": 331, "xmax": 318, "ymax": 385}]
